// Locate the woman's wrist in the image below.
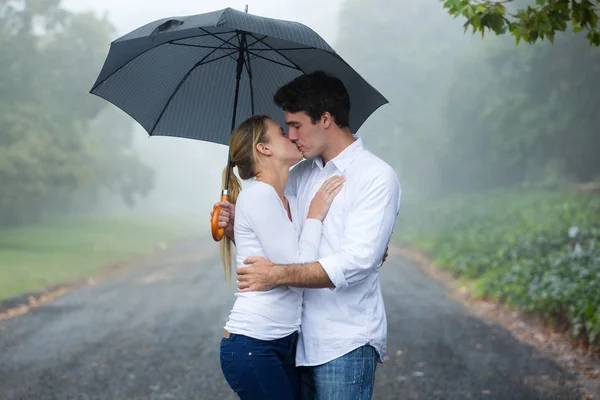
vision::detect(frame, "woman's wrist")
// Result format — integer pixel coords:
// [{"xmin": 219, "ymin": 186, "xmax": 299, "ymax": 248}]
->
[{"xmin": 306, "ymin": 211, "xmax": 322, "ymax": 221}]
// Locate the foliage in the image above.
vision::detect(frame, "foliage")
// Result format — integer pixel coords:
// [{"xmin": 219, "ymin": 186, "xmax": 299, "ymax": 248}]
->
[
  {"xmin": 442, "ymin": 0, "xmax": 600, "ymax": 46},
  {"xmin": 439, "ymin": 32, "xmax": 600, "ymax": 190},
  {"xmin": 336, "ymin": 0, "xmax": 600, "ymax": 348},
  {"xmin": 335, "ymin": 0, "xmax": 600, "ymax": 198},
  {"xmin": 396, "ymin": 190, "xmax": 600, "ymax": 345}
]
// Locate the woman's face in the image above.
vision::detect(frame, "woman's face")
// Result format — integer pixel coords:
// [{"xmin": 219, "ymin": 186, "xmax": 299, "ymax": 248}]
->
[{"xmin": 261, "ymin": 118, "xmax": 303, "ymax": 167}]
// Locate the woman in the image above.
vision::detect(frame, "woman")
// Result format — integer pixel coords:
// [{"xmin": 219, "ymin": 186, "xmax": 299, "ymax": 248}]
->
[{"xmin": 218, "ymin": 114, "xmax": 344, "ymax": 399}]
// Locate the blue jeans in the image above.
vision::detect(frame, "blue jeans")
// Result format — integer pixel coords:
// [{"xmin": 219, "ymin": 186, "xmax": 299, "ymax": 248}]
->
[
  {"xmin": 220, "ymin": 331, "xmax": 300, "ymax": 399},
  {"xmin": 298, "ymin": 345, "xmax": 378, "ymax": 400}
]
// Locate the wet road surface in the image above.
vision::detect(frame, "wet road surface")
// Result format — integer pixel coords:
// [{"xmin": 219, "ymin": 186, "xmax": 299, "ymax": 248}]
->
[{"xmin": 0, "ymin": 239, "xmax": 580, "ymax": 399}]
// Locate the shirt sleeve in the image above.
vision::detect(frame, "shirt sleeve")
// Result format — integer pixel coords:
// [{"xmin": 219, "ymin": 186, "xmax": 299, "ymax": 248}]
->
[
  {"xmin": 243, "ymin": 184, "xmax": 322, "ymax": 265},
  {"xmin": 317, "ymin": 166, "xmax": 402, "ymax": 292}
]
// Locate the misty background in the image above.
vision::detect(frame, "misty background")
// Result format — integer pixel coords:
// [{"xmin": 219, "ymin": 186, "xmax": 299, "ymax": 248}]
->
[
  {"xmin": 1, "ymin": 2, "xmax": 599, "ymax": 397},
  {"xmin": 2, "ymin": 0, "xmax": 597, "ymax": 228},
  {"xmin": 60, "ymin": 0, "xmax": 344, "ymax": 225}
]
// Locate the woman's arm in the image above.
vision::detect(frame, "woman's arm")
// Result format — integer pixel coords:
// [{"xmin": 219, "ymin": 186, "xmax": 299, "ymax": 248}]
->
[{"xmin": 245, "ymin": 185, "xmax": 322, "ymax": 266}]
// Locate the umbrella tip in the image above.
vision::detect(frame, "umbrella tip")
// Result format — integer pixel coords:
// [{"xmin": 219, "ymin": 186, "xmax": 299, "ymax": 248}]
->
[{"xmin": 245, "ymin": 4, "xmax": 248, "ymax": 13}]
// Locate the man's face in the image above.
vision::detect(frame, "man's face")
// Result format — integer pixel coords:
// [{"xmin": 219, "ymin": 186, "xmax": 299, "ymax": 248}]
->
[{"xmin": 283, "ymin": 111, "xmax": 327, "ymax": 160}]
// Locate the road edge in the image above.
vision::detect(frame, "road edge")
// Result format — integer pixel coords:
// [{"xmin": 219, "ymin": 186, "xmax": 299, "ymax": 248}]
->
[
  {"xmin": 391, "ymin": 245, "xmax": 600, "ymax": 399},
  {"xmin": 0, "ymin": 236, "xmax": 209, "ymax": 322}
]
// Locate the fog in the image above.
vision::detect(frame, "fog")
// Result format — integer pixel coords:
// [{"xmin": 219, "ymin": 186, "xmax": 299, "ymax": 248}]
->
[{"xmin": 2, "ymin": 0, "xmax": 596, "ymax": 228}]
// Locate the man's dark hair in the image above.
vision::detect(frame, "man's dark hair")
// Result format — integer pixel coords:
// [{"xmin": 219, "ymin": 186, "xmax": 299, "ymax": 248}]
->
[{"xmin": 273, "ymin": 71, "xmax": 351, "ymax": 128}]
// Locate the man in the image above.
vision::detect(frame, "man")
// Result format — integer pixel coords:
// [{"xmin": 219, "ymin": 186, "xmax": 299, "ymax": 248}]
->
[{"xmin": 212, "ymin": 71, "xmax": 401, "ymax": 399}]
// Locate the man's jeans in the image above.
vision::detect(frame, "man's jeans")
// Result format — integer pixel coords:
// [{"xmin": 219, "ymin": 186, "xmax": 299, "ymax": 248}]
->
[{"xmin": 298, "ymin": 345, "xmax": 378, "ymax": 400}]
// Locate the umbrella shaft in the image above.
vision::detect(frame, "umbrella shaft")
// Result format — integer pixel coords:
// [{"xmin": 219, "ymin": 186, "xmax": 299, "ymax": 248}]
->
[
  {"xmin": 225, "ymin": 31, "xmax": 247, "ymax": 191},
  {"xmin": 230, "ymin": 32, "xmax": 246, "ymax": 132}
]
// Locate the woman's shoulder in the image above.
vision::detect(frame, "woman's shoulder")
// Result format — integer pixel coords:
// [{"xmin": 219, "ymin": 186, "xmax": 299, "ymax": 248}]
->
[{"xmin": 236, "ymin": 181, "xmax": 277, "ymax": 207}]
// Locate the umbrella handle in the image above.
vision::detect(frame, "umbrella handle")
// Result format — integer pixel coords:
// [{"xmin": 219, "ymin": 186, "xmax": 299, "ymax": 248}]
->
[{"xmin": 211, "ymin": 193, "xmax": 230, "ymax": 241}]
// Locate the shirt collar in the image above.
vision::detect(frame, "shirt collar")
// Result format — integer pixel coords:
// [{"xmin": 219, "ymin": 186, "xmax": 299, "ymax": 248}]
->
[{"xmin": 313, "ymin": 136, "xmax": 363, "ymax": 172}]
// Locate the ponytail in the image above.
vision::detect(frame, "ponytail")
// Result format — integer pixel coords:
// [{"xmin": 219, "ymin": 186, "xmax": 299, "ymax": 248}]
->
[
  {"xmin": 220, "ymin": 163, "xmax": 242, "ymax": 283},
  {"xmin": 218, "ymin": 114, "xmax": 268, "ymax": 282}
]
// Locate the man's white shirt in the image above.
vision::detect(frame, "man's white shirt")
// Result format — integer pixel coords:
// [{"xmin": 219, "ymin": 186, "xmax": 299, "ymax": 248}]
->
[{"xmin": 285, "ymin": 137, "xmax": 402, "ymax": 366}]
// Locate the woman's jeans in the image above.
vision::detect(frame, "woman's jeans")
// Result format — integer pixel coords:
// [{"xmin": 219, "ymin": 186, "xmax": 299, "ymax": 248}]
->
[{"xmin": 220, "ymin": 331, "xmax": 300, "ymax": 400}]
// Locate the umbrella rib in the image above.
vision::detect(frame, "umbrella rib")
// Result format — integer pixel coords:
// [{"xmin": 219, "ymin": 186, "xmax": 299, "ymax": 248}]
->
[
  {"xmin": 198, "ymin": 27, "xmax": 242, "ymax": 48},
  {"xmin": 246, "ymin": 34, "xmax": 269, "ymax": 50},
  {"xmin": 148, "ymin": 44, "xmax": 237, "ymax": 135},
  {"xmin": 255, "ymin": 47, "xmax": 315, "ymax": 51},
  {"xmin": 196, "ymin": 49, "xmax": 238, "ymax": 66},
  {"xmin": 192, "ymin": 29, "xmax": 241, "ymax": 63},
  {"xmin": 172, "ymin": 43, "xmax": 239, "ymax": 63},
  {"xmin": 246, "ymin": 34, "xmax": 315, "ymax": 52},
  {"xmin": 247, "ymin": 33, "xmax": 303, "ymax": 71},
  {"xmin": 171, "ymin": 43, "xmax": 239, "ymax": 51},
  {"xmin": 91, "ymin": 32, "xmax": 239, "ymax": 92},
  {"xmin": 246, "ymin": 50, "xmax": 300, "ymax": 71},
  {"xmin": 185, "ymin": 29, "xmax": 240, "ymax": 59}
]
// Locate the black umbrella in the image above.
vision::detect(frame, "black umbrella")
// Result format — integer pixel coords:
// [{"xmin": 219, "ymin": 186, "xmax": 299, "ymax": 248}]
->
[{"xmin": 90, "ymin": 7, "xmax": 387, "ymax": 241}]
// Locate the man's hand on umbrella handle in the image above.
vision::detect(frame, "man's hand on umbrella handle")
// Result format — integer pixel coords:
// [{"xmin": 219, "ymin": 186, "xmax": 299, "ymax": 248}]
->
[{"xmin": 210, "ymin": 201, "xmax": 235, "ymax": 242}]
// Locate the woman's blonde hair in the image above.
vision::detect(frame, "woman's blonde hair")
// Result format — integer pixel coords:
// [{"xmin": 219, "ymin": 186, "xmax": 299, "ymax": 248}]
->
[{"xmin": 220, "ymin": 115, "xmax": 270, "ymax": 282}]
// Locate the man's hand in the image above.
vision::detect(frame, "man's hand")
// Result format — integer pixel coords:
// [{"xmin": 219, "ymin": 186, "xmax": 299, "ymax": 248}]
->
[
  {"xmin": 210, "ymin": 201, "xmax": 235, "ymax": 241},
  {"xmin": 237, "ymin": 256, "xmax": 277, "ymax": 292}
]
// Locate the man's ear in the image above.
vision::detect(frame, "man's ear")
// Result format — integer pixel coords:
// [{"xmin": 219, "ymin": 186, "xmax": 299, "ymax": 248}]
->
[
  {"xmin": 321, "ymin": 111, "xmax": 333, "ymax": 129},
  {"xmin": 256, "ymin": 142, "xmax": 271, "ymax": 156}
]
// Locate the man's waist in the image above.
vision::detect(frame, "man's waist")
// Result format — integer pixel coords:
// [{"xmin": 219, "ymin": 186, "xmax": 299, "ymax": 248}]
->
[{"xmin": 295, "ymin": 338, "xmax": 387, "ymax": 367}]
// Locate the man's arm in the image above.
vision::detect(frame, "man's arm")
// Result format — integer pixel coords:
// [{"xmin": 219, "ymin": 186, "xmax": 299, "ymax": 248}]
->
[
  {"xmin": 318, "ymin": 167, "xmax": 401, "ymax": 292},
  {"xmin": 237, "ymin": 259, "xmax": 333, "ymax": 292},
  {"xmin": 239, "ymin": 242, "xmax": 390, "ymax": 291}
]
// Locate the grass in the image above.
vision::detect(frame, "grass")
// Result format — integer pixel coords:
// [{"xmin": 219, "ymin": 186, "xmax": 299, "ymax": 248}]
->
[{"xmin": 0, "ymin": 216, "xmax": 198, "ymax": 300}]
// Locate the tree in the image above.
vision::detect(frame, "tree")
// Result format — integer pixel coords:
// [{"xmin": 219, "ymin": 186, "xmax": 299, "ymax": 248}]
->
[
  {"xmin": 438, "ymin": 29, "xmax": 600, "ymax": 188},
  {"xmin": 443, "ymin": 0, "xmax": 600, "ymax": 46},
  {"xmin": 0, "ymin": 0, "xmax": 154, "ymax": 225},
  {"xmin": 335, "ymin": 0, "xmax": 600, "ymax": 198}
]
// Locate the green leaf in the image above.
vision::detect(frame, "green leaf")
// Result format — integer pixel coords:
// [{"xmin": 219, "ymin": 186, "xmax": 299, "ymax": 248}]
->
[{"xmin": 491, "ymin": 14, "xmax": 507, "ymax": 34}]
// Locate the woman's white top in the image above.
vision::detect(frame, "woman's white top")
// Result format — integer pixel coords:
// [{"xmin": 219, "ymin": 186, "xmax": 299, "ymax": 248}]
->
[{"xmin": 223, "ymin": 180, "xmax": 323, "ymax": 340}]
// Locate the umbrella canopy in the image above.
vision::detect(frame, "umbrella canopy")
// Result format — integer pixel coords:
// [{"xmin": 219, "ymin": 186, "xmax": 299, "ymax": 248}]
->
[
  {"xmin": 90, "ymin": 7, "xmax": 388, "ymax": 241},
  {"xmin": 89, "ymin": 7, "xmax": 387, "ymax": 145}
]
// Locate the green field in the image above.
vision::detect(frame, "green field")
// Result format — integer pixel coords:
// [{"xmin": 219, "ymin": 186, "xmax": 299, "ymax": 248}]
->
[
  {"xmin": 0, "ymin": 216, "xmax": 198, "ymax": 300},
  {"xmin": 394, "ymin": 189, "xmax": 600, "ymax": 346}
]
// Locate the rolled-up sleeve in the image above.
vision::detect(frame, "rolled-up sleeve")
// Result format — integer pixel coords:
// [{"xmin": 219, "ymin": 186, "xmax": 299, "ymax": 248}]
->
[{"xmin": 318, "ymin": 167, "xmax": 401, "ymax": 292}]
